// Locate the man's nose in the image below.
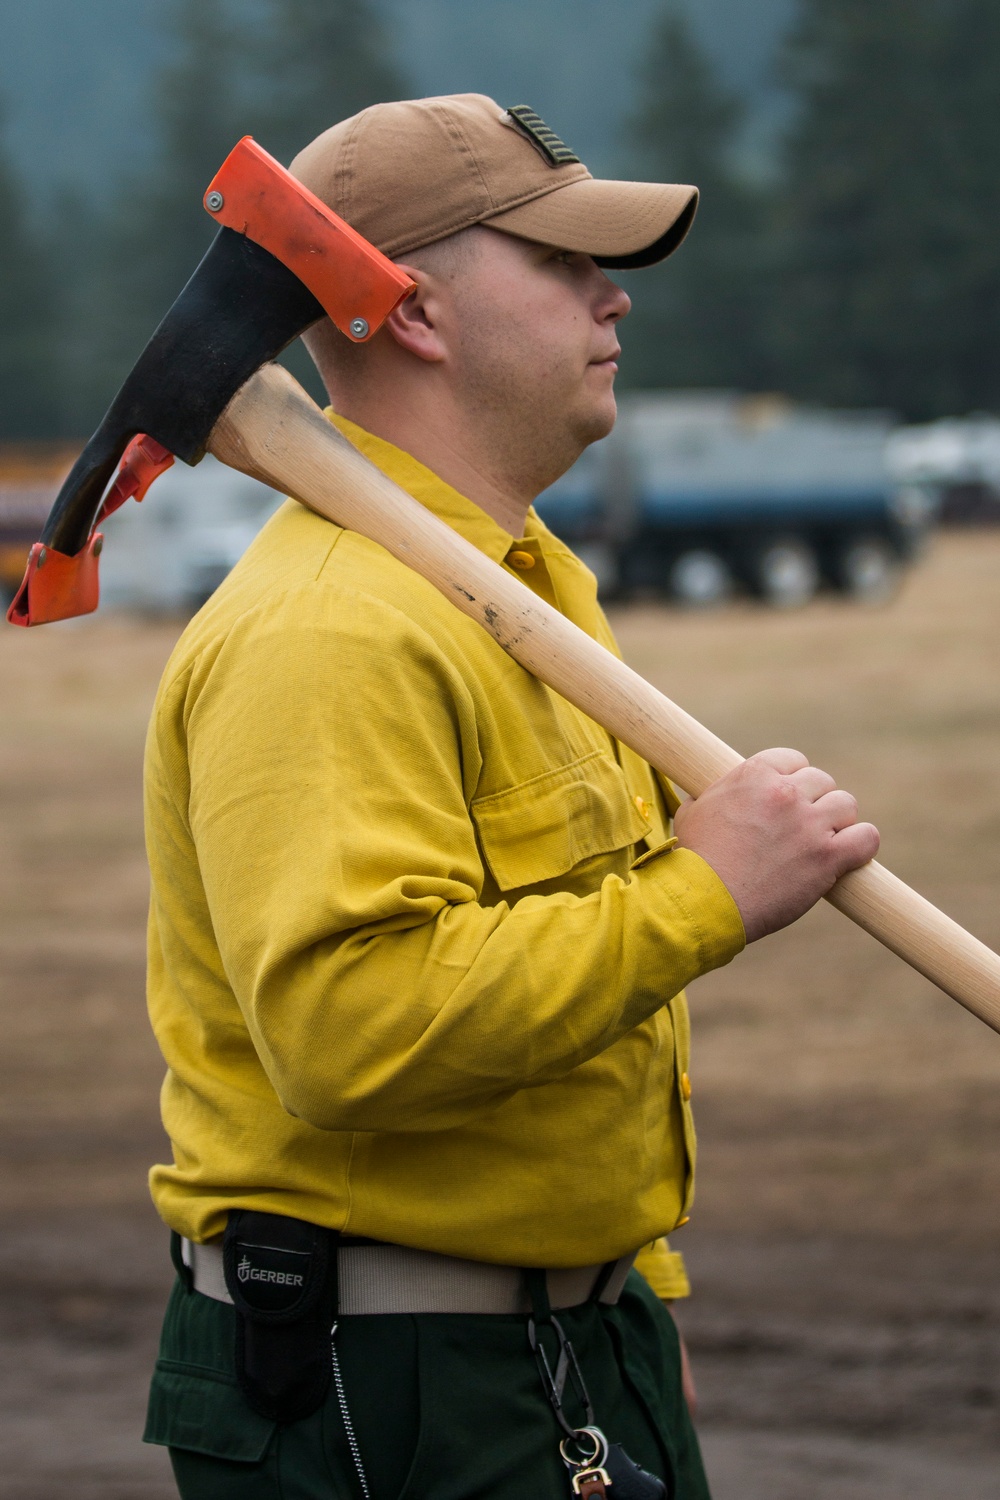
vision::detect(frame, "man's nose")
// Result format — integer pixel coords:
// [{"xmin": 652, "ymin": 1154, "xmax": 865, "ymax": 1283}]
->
[{"xmin": 597, "ymin": 271, "xmax": 631, "ymax": 323}]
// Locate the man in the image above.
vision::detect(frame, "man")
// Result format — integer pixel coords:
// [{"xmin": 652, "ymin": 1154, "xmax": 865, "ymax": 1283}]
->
[{"xmin": 142, "ymin": 95, "xmax": 878, "ymax": 1497}]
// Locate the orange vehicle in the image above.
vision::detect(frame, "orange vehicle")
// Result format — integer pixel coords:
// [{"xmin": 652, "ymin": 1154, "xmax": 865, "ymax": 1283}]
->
[{"xmin": 0, "ymin": 446, "xmax": 78, "ymax": 609}]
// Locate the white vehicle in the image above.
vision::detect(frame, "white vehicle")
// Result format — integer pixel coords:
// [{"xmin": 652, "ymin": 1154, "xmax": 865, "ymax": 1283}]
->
[
  {"xmin": 97, "ymin": 455, "xmax": 283, "ymax": 612},
  {"xmin": 887, "ymin": 417, "xmax": 1000, "ymax": 525}
]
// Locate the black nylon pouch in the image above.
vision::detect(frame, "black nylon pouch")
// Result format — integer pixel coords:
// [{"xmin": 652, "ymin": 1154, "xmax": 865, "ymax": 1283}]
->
[
  {"xmin": 603, "ymin": 1444, "xmax": 667, "ymax": 1498},
  {"xmin": 222, "ymin": 1210, "xmax": 338, "ymax": 1424}
]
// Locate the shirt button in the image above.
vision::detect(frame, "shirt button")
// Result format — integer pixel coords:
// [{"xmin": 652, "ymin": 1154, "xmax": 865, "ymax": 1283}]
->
[
  {"xmin": 680, "ymin": 1072, "xmax": 692, "ymax": 1100},
  {"xmin": 507, "ymin": 550, "xmax": 535, "ymax": 570},
  {"xmin": 633, "ymin": 794, "xmax": 651, "ymax": 820}
]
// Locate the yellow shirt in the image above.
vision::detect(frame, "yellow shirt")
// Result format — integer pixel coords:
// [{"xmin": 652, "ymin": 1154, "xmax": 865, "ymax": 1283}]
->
[{"xmin": 144, "ymin": 414, "xmax": 744, "ymax": 1273}]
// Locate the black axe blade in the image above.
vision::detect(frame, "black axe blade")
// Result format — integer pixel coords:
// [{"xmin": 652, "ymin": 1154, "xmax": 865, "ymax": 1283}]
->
[
  {"xmin": 8, "ymin": 136, "xmax": 414, "ymax": 627},
  {"xmin": 42, "ymin": 227, "xmax": 323, "ymax": 559}
]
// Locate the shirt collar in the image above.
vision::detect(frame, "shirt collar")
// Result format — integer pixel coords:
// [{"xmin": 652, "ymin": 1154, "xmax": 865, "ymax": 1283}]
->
[
  {"xmin": 325, "ymin": 412, "xmax": 601, "ymax": 630},
  {"xmin": 328, "ymin": 410, "xmax": 517, "ymax": 565}
]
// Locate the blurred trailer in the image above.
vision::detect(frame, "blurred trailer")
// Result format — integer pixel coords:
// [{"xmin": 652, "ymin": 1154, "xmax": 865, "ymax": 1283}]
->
[
  {"xmin": 886, "ymin": 416, "xmax": 1000, "ymax": 526},
  {"xmin": 536, "ymin": 392, "xmax": 939, "ymax": 606}
]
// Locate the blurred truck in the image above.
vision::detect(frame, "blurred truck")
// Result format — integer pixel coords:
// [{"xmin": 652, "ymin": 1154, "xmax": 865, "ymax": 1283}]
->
[{"xmin": 535, "ymin": 392, "xmax": 939, "ymax": 606}]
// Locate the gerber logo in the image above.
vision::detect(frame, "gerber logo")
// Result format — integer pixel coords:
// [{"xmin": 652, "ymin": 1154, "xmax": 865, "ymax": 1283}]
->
[{"xmin": 237, "ymin": 1254, "xmax": 304, "ymax": 1288}]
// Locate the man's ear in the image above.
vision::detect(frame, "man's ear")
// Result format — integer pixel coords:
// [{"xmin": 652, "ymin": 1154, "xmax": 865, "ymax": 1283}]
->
[{"xmin": 383, "ymin": 265, "xmax": 448, "ymax": 363}]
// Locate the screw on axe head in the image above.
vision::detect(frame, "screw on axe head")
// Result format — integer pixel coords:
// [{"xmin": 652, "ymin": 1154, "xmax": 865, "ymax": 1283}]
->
[{"xmin": 7, "ymin": 136, "xmax": 415, "ymax": 627}]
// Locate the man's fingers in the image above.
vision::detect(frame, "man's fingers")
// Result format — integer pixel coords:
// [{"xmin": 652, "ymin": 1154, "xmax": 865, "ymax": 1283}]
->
[
  {"xmin": 814, "ymin": 787, "xmax": 860, "ymax": 831},
  {"xmin": 676, "ymin": 746, "xmax": 879, "ymax": 940},
  {"xmin": 752, "ymin": 746, "xmax": 810, "ymax": 775},
  {"xmin": 830, "ymin": 820, "xmax": 880, "ymax": 875},
  {"xmin": 788, "ymin": 765, "xmax": 838, "ymax": 802}
]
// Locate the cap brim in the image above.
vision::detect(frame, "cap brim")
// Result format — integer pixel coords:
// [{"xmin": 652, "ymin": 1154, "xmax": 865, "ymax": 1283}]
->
[{"xmin": 481, "ymin": 178, "xmax": 699, "ymax": 268}]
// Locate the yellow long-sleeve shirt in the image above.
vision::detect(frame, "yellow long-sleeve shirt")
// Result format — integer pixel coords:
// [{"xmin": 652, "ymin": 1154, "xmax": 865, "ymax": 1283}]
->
[{"xmin": 144, "ymin": 414, "xmax": 745, "ymax": 1276}]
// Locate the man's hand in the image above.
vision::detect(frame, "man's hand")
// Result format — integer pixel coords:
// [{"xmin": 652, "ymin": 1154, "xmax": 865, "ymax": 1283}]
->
[{"xmin": 672, "ymin": 748, "xmax": 880, "ymax": 943}]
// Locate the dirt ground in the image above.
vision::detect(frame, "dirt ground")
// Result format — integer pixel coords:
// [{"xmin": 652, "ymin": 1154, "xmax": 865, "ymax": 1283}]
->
[{"xmin": 1, "ymin": 531, "xmax": 999, "ymax": 1499}]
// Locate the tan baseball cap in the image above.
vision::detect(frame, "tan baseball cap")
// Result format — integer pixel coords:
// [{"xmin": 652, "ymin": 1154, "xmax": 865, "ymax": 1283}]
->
[{"xmin": 290, "ymin": 93, "xmax": 698, "ymax": 270}]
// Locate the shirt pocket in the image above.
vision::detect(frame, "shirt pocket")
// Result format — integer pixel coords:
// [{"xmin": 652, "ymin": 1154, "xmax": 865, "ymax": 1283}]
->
[{"xmin": 470, "ymin": 750, "xmax": 651, "ymax": 892}]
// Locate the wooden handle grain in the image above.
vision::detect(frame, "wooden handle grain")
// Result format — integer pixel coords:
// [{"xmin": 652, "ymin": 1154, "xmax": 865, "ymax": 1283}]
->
[{"xmin": 208, "ymin": 363, "xmax": 1000, "ymax": 1034}]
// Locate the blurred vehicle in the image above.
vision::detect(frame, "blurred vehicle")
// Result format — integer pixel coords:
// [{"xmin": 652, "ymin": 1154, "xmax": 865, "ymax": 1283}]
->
[
  {"xmin": 0, "ymin": 446, "xmax": 78, "ymax": 610},
  {"xmin": 0, "ymin": 448, "xmax": 282, "ymax": 615},
  {"xmin": 95, "ymin": 455, "xmax": 282, "ymax": 612},
  {"xmin": 4, "ymin": 399, "xmax": 946, "ymax": 619},
  {"xmin": 535, "ymin": 393, "xmax": 939, "ymax": 606},
  {"xmin": 886, "ymin": 416, "xmax": 1000, "ymax": 525}
]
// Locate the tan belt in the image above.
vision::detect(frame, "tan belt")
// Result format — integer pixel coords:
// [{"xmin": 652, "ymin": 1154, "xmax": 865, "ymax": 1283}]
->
[{"xmin": 182, "ymin": 1237, "xmax": 636, "ymax": 1316}]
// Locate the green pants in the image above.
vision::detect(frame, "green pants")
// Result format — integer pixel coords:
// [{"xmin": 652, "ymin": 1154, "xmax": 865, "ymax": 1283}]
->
[{"xmin": 145, "ymin": 1267, "xmax": 711, "ymax": 1499}]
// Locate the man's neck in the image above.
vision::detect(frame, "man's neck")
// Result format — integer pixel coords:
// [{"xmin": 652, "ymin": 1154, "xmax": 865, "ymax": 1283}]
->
[{"xmin": 331, "ymin": 389, "xmax": 535, "ymax": 539}]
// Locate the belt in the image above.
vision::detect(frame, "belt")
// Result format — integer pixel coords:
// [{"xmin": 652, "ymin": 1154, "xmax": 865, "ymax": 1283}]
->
[{"xmin": 182, "ymin": 1237, "xmax": 637, "ymax": 1316}]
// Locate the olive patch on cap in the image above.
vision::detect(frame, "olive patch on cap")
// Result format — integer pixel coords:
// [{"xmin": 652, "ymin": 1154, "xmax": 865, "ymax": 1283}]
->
[{"xmin": 505, "ymin": 105, "xmax": 580, "ymax": 166}]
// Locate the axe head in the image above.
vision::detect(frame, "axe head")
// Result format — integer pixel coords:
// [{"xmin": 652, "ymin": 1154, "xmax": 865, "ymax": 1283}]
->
[{"xmin": 7, "ymin": 137, "xmax": 415, "ymax": 627}]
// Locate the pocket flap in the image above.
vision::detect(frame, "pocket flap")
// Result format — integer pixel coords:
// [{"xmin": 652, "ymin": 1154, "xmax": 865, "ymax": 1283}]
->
[
  {"xmin": 471, "ymin": 751, "xmax": 650, "ymax": 891},
  {"xmin": 144, "ymin": 1361, "xmax": 276, "ymax": 1461}
]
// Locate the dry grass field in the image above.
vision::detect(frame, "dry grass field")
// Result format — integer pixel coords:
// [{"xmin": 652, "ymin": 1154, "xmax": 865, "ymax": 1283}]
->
[{"xmin": 1, "ymin": 530, "xmax": 999, "ymax": 1498}]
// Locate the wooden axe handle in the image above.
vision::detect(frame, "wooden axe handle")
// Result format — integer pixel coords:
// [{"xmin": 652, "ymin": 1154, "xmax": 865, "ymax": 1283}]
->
[{"xmin": 209, "ymin": 362, "xmax": 1000, "ymax": 1035}]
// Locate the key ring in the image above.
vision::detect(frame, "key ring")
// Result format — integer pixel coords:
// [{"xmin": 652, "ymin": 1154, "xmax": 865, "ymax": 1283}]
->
[{"xmin": 559, "ymin": 1426, "xmax": 609, "ymax": 1472}]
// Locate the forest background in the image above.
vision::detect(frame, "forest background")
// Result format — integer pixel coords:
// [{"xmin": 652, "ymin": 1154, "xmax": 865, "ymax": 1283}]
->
[{"xmin": 1, "ymin": 0, "xmax": 998, "ymax": 442}]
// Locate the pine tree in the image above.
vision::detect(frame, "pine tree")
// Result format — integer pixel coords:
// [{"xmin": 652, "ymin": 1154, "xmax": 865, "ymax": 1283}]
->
[
  {"xmin": 97, "ymin": 0, "xmax": 249, "ymax": 381},
  {"xmin": 0, "ymin": 107, "xmax": 56, "ymax": 439},
  {"xmin": 241, "ymin": 0, "xmax": 408, "ymax": 398},
  {"xmin": 249, "ymin": 0, "xmax": 407, "ymax": 165},
  {"xmin": 932, "ymin": 0, "xmax": 1000, "ymax": 414},
  {"xmin": 775, "ymin": 0, "xmax": 1000, "ymax": 417},
  {"xmin": 62, "ymin": 0, "xmax": 251, "ymax": 430},
  {"xmin": 621, "ymin": 5, "xmax": 773, "ymax": 391}
]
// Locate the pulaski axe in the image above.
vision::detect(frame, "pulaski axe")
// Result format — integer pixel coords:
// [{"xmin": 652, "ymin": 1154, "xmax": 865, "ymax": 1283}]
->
[{"xmin": 8, "ymin": 138, "xmax": 1000, "ymax": 1033}]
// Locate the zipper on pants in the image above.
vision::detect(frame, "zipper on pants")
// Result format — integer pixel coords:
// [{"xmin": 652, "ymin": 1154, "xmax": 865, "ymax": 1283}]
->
[{"xmin": 331, "ymin": 1321, "xmax": 371, "ymax": 1499}]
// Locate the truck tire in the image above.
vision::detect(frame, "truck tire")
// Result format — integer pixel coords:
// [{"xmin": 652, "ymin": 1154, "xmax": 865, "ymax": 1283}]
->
[
  {"xmin": 833, "ymin": 536, "xmax": 900, "ymax": 604},
  {"xmin": 668, "ymin": 549, "xmax": 732, "ymax": 607},
  {"xmin": 751, "ymin": 538, "xmax": 819, "ymax": 608}
]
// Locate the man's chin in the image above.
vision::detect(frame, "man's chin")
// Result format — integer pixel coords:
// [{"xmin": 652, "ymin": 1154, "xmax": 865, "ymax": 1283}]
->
[{"xmin": 579, "ymin": 394, "xmax": 617, "ymax": 447}]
